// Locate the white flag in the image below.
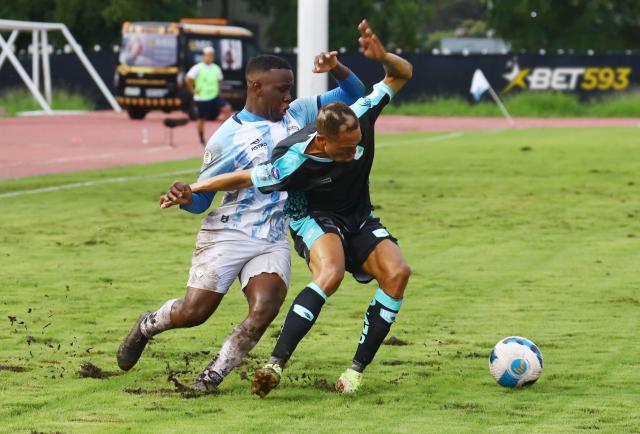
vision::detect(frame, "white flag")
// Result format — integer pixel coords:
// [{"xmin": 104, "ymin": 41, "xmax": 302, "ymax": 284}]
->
[{"xmin": 470, "ymin": 69, "xmax": 491, "ymax": 101}]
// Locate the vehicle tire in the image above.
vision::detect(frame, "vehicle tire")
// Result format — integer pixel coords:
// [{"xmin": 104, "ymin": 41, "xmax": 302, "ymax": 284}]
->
[{"xmin": 127, "ymin": 108, "xmax": 148, "ymax": 120}]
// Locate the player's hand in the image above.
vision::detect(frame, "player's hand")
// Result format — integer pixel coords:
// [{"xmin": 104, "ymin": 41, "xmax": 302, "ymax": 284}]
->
[
  {"xmin": 358, "ymin": 19, "xmax": 386, "ymax": 62},
  {"xmin": 312, "ymin": 51, "xmax": 340, "ymax": 73},
  {"xmin": 159, "ymin": 181, "xmax": 192, "ymax": 209}
]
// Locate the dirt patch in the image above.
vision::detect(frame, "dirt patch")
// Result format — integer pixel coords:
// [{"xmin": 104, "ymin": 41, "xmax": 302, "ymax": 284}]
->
[
  {"xmin": 287, "ymin": 372, "xmax": 335, "ymax": 393},
  {"xmin": 464, "ymin": 351, "xmax": 484, "ymax": 359},
  {"xmin": 441, "ymin": 401, "xmax": 482, "ymax": 412},
  {"xmin": 123, "ymin": 387, "xmax": 176, "ymax": 396},
  {"xmin": 383, "ymin": 336, "xmax": 410, "ymax": 346},
  {"xmin": 609, "ymin": 297, "xmax": 640, "ymax": 306},
  {"xmin": 0, "ymin": 364, "xmax": 30, "ymax": 372},
  {"xmin": 386, "ymin": 372, "xmax": 410, "ymax": 385},
  {"xmin": 165, "ymin": 363, "xmax": 192, "ymax": 392},
  {"xmin": 413, "ymin": 360, "xmax": 441, "ymax": 367},
  {"xmin": 78, "ymin": 362, "xmax": 118, "ymax": 379},
  {"xmin": 382, "ymin": 359, "xmax": 407, "ymax": 366}
]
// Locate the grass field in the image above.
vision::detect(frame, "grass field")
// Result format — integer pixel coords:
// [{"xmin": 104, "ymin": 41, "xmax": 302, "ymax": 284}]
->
[
  {"xmin": 1, "ymin": 128, "xmax": 639, "ymax": 433},
  {"xmin": 0, "ymin": 88, "xmax": 95, "ymax": 117}
]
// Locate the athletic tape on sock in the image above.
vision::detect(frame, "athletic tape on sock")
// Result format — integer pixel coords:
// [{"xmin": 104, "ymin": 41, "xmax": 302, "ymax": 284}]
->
[{"xmin": 140, "ymin": 298, "xmax": 178, "ymax": 337}]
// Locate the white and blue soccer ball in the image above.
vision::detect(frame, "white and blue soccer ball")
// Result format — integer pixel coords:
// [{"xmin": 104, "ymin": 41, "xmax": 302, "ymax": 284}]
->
[{"xmin": 489, "ymin": 336, "xmax": 543, "ymax": 388}]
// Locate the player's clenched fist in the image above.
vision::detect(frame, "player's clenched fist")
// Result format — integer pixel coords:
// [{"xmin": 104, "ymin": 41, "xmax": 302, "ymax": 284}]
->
[
  {"xmin": 159, "ymin": 181, "xmax": 192, "ymax": 208},
  {"xmin": 312, "ymin": 51, "xmax": 339, "ymax": 73}
]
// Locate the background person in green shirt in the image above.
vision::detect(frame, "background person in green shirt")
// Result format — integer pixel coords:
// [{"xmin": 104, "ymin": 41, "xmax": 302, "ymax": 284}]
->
[{"xmin": 186, "ymin": 46, "xmax": 233, "ymax": 145}]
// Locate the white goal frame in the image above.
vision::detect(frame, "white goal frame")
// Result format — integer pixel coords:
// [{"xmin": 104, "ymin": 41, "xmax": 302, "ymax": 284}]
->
[{"xmin": 0, "ymin": 18, "xmax": 121, "ymax": 114}]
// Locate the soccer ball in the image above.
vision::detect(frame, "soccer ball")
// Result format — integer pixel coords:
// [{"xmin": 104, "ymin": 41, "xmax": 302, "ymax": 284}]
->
[{"xmin": 489, "ymin": 336, "xmax": 543, "ymax": 388}]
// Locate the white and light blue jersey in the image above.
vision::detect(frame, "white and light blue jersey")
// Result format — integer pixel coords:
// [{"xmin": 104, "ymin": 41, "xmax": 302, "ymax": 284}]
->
[{"xmin": 180, "ymin": 71, "xmax": 366, "ymax": 242}]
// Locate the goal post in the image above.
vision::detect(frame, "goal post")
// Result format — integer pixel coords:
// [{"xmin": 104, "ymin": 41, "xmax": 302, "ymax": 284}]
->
[
  {"xmin": 297, "ymin": 0, "xmax": 329, "ymax": 98},
  {"xmin": 0, "ymin": 19, "xmax": 122, "ymax": 114}
]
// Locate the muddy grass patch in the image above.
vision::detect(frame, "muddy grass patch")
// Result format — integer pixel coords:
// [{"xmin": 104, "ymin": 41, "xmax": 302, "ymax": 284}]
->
[
  {"xmin": 287, "ymin": 372, "xmax": 335, "ymax": 393},
  {"xmin": 77, "ymin": 362, "xmax": 119, "ymax": 379},
  {"xmin": 0, "ymin": 364, "xmax": 30, "ymax": 372},
  {"xmin": 441, "ymin": 401, "xmax": 482, "ymax": 412},
  {"xmin": 383, "ymin": 336, "xmax": 410, "ymax": 346}
]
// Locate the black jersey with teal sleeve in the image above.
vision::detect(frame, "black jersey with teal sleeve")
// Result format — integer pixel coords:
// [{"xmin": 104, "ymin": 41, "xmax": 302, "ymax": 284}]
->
[{"xmin": 250, "ymin": 80, "xmax": 395, "ymax": 224}]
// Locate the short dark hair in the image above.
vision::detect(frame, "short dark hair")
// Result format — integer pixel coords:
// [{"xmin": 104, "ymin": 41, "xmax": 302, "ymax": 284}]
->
[
  {"xmin": 246, "ymin": 55, "xmax": 292, "ymax": 76},
  {"xmin": 316, "ymin": 102, "xmax": 359, "ymax": 139}
]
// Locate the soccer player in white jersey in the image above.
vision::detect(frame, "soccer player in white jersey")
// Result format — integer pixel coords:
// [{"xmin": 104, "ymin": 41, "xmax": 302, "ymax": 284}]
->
[{"xmin": 117, "ymin": 47, "xmax": 365, "ymax": 393}]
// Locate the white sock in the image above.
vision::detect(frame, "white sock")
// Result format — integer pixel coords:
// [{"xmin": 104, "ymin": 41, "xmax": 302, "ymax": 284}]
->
[{"xmin": 140, "ymin": 299, "xmax": 178, "ymax": 338}]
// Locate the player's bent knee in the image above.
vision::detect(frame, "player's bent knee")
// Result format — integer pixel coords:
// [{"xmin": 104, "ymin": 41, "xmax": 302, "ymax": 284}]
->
[
  {"xmin": 248, "ymin": 302, "xmax": 281, "ymax": 330},
  {"xmin": 316, "ymin": 265, "xmax": 345, "ymax": 294},
  {"xmin": 382, "ymin": 264, "xmax": 411, "ymax": 296},
  {"xmin": 175, "ymin": 303, "xmax": 212, "ymax": 327}
]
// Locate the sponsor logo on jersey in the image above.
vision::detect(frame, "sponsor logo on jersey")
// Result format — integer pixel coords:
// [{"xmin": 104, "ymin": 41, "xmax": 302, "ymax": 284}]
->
[
  {"xmin": 203, "ymin": 150, "xmax": 212, "ymax": 164},
  {"xmin": 372, "ymin": 228, "xmax": 390, "ymax": 238},
  {"xmin": 249, "ymin": 137, "xmax": 267, "ymax": 152},
  {"xmin": 359, "ymin": 96, "xmax": 372, "ymax": 107},
  {"xmin": 354, "ymin": 145, "xmax": 364, "ymax": 160},
  {"xmin": 317, "ymin": 177, "xmax": 332, "ymax": 185},
  {"xmin": 502, "ymin": 59, "xmax": 632, "ymax": 93}
]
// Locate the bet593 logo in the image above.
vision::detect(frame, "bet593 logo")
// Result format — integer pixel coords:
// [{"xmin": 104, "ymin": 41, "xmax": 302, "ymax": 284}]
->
[{"xmin": 502, "ymin": 60, "xmax": 632, "ymax": 93}]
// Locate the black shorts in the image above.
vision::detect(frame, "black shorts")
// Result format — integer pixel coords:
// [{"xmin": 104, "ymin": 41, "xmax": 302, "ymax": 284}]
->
[
  {"xmin": 195, "ymin": 97, "xmax": 228, "ymax": 120},
  {"xmin": 290, "ymin": 213, "xmax": 398, "ymax": 284}
]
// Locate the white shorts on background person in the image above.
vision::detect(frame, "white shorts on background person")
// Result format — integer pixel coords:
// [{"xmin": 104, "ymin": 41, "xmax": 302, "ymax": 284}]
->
[{"xmin": 186, "ymin": 229, "xmax": 291, "ymax": 294}]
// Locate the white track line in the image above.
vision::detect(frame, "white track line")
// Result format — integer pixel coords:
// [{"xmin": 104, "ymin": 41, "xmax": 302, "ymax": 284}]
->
[
  {"xmin": 0, "ymin": 146, "xmax": 175, "ymax": 169},
  {"xmin": 0, "ymin": 169, "xmax": 196, "ymax": 199}
]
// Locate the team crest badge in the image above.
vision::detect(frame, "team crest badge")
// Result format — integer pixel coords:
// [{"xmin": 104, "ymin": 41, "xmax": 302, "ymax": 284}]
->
[{"xmin": 271, "ymin": 167, "xmax": 281, "ymax": 179}]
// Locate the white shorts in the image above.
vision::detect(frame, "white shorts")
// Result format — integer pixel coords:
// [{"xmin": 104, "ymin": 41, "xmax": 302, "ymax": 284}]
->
[{"xmin": 186, "ymin": 229, "xmax": 291, "ymax": 294}]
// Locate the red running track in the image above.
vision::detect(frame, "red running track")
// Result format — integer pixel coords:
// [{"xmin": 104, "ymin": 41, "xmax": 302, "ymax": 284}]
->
[{"xmin": 0, "ymin": 111, "xmax": 638, "ymax": 179}]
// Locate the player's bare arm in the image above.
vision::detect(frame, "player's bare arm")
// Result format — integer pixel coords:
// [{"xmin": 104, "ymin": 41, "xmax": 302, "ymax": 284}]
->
[
  {"xmin": 159, "ymin": 171, "xmax": 253, "ymax": 208},
  {"xmin": 358, "ymin": 19, "xmax": 413, "ymax": 93},
  {"xmin": 190, "ymin": 170, "xmax": 253, "ymax": 194}
]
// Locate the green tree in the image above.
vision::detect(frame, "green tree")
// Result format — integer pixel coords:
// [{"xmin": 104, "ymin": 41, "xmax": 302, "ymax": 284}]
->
[
  {"xmin": 0, "ymin": 0, "xmax": 200, "ymax": 48},
  {"xmin": 486, "ymin": 0, "xmax": 640, "ymax": 50},
  {"xmin": 241, "ymin": 0, "xmax": 435, "ymax": 50}
]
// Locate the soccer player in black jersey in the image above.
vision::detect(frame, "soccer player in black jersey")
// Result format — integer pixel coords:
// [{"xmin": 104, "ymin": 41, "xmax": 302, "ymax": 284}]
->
[{"xmin": 164, "ymin": 20, "xmax": 413, "ymax": 396}]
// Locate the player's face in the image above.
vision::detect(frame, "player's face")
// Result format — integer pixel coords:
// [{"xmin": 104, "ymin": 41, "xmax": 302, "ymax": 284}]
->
[
  {"xmin": 323, "ymin": 127, "xmax": 362, "ymax": 162},
  {"xmin": 258, "ymin": 69, "xmax": 294, "ymax": 121},
  {"xmin": 203, "ymin": 52, "xmax": 214, "ymax": 64}
]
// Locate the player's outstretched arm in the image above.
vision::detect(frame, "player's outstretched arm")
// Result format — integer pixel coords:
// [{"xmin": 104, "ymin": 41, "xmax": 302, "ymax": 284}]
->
[
  {"xmin": 160, "ymin": 172, "xmax": 252, "ymax": 208},
  {"xmin": 189, "ymin": 169, "xmax": 253, "ymax": 194},
  {"xmin": 358, "ymin": 19, "xmax": 413, "ymax": 94}
]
